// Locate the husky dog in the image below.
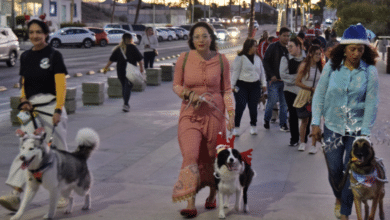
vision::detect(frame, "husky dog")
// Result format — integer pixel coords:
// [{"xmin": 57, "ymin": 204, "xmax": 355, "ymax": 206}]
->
[
  {"xmin": 214, "ymin": 148, "xmax": 255, "ymax": 219},
  {"xmin": 11, "ymin": 127, "xmax": 99, "ymax": 220}
]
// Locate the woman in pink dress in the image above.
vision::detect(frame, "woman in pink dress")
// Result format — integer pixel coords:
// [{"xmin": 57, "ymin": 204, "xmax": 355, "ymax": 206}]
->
[{"xmin": 172, "ymin": 22, "xmax": 235, "ymax": 218}]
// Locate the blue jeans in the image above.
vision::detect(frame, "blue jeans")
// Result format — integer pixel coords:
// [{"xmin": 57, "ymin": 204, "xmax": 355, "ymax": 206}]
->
[
  {"xmin": 117, "ymin": 74, "xmax": 133, "ymax": 106},
  {"xmin": 323, "ymin": 125, "xmax": 359, "ymax": 216},
  {"xmin": 264, "ymin": 81, "xmax": 288, "ymax": 126}
]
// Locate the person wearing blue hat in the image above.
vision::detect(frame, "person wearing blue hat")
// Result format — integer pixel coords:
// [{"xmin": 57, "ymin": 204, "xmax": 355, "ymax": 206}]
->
[{"xmin": 310, "ymin": 24, "xmax": 379, "ymax": 220}]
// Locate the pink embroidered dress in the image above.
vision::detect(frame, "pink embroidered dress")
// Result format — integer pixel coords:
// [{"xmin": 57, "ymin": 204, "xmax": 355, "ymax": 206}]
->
[{"xmin": 172, "ymin": 50, "xmax": 234, "ymax": 203}]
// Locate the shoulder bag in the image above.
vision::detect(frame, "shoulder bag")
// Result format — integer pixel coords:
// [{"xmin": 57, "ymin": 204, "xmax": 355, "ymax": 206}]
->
[
  {"xmin": 120, "ymin": 48, "xmax": 146, "ymax": 84},
  {"xmin": 296, "ymin": 66, "xmax": 318, "ymax": 119}
]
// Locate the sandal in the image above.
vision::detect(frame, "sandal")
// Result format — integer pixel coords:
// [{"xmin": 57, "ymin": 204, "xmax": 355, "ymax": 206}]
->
[{"xmin": 334, "ymin": 203, "xmax": 341, "ymax": 219}]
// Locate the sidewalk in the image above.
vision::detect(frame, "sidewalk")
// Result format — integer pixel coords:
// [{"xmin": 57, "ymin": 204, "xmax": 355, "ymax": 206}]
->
[{"xmin": 1, "ymin": 49, "xmax": 390, "ymax": 220}]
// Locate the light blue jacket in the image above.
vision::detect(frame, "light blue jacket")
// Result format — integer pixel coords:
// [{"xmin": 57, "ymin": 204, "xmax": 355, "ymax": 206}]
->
[{"xmin": 311, "ymin": 60, "xmax": 379, "ymax": 136}]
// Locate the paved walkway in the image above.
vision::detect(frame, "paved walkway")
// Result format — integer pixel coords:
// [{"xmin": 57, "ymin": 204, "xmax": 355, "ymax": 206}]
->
[{"xmin": 1, "ymin": 48, "xmax": 390, "ymax": 220}]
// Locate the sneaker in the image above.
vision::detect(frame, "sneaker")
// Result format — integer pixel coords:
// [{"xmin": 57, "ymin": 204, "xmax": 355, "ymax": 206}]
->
[
  {"xmin": 250, "ymin": 126, "xmax": 258, "ymax": 135},
  {"xmin": 298, "ymin": 143, "xmax": 306, "ymax": 151},
  {"xmin": 308, "ymin": 146, "xmax": 318, "ymax": 154},
  {"xmin": 288, "ymin": 141, "xmax": 299, "ymax": 147},
  {"xmin": 280, "ymin": 124, "xmax": 289, "ymax": 132},
  {"xmin": 0, "ymin": 191, "xmax": 20, "ymax": 212},
  {"xmin": 122, "ymin": 104, "xmax": 130, "ymax": 112},
  {"xmin": 57, "ymin": 197, "xmax": 69, "ymax": 208},
  {"xmin": 263, "ymin": 121, "xmax": 270, "ymax": 130},
  {"xmin": 232, "ymin": 127, "xmax": 240, "ymax": 136},
  {"xmin": 270, "ymin": 118, "xmax": 277, "ymax": 123}
]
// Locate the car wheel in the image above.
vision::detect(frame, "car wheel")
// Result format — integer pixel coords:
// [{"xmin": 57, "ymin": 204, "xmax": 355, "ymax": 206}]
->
[
  {"xmin": 83, "ymin": 39, "xmax": 92, "ymax": 48},
  {"xmin": 6, "ymin": 51, "xmax": 17, "ymax": 67},
  {"xmin": 100, "ymin": 39, "xmax": 107, "ymax": 47},
  {"xmin": 183, "ymin": 35, "xmax": 188, "ymax": 40},
  {"xmin": 168, "ymin": 36, "xmax": 173, "ymax": 41},
  {"xmin": 51, "ymin": 39, "xmax": 61, "ymax": 48},
  {"xmin": 137, "ymin": 35, "xmax": 142, "ymax": 44},
  {"xmin": 158, "ymin": 36, "xmax": 163, "ymax": 42}
]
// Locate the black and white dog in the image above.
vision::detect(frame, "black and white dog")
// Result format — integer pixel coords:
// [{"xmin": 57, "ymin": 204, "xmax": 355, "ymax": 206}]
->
[
  {"xmin": 214, "ymin": 147, "xmax": 255, "ymax": 219},
  {"xmin": 11, "ymin": 127, "xmax": 99, "ymax": 220}
]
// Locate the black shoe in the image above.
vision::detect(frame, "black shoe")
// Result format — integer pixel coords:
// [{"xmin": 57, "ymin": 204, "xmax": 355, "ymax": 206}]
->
[
  {"xmin": 264, "ymin": 121, "xmax": 270, "ymax": 129},
  {"xmin": 270, "ymin": 118, "xmax": 277, "ymax": 123},
  {"xmin": 288, "ymin": 141, "xmax": 299, "ymax": 147},
  {"xmin": 280, "ymin": 124, "xmax": 289, "ymax": 132}
]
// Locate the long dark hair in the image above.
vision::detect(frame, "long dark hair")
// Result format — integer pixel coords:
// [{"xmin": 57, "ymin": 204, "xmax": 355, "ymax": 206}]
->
[
  {"xmin": 330, "ymin": 44, "xmax": 379, "ymax": 71},
  {"xmin": 301, "ymin": 45, "xmax": 323, "ymax": 79},
  {"xmin": 27, "ymin": 19, "xmax": 50, "ymax": 43},
  {"xmin": 238, "ymin": 39, "xmax": 257, "ymax": 56},
  {"xmin": 188, "ymin": 22, "xmax": 217, "ymax": 51}
]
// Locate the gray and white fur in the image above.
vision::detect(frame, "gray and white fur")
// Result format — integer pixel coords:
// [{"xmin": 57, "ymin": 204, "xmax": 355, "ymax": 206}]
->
[{"xmin": 11, "ymin": 127, "xmax": 99, "ymax": 220}]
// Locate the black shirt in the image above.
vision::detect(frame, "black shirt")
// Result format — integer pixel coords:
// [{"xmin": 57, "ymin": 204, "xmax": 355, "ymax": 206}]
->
[
  {"xmin": 109, "ymin": 44, "xmax": 143, "ymax": 76},
  {"xmin": 20, "ymin": 46, "xmax": 68, "ymax": 99}
]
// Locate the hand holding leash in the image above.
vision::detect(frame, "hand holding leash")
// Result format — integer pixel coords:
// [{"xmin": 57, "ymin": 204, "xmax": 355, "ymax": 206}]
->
[{"xmin": 310, "ymin": 125, "xmax": 322, "ymax": 144}]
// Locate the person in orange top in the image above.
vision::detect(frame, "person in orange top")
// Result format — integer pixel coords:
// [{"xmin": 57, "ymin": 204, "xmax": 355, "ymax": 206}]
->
[{"xmin": 172, "ymin": 22, "xmax": 235, "ymax": 218}]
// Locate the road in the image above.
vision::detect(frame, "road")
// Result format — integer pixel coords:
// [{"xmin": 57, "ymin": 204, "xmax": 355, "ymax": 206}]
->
[{"xmin": 0, "ymin": 24, "xmax": 277, "ymax": 123}]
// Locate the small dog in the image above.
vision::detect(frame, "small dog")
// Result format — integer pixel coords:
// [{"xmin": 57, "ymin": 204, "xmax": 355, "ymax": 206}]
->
[
  {"xmin": 257, "ymin": 93, "xmax": 267, "ymax": 110},
  {"xmin": 214, "ymin": 146, "xmax": 255, "ymax": 219},
  {"xmin": 341, "ymin": 137, "xmax": 387, "ymax": 220},
  {"xmin": 11, "ymin": 127, "xmax": 99, "ymax": 220}
]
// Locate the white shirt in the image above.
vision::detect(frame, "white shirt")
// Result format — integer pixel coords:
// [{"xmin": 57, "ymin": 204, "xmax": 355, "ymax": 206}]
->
[
  {"xmin": 231, "ymin": 54, "xmax": 266, "ymax": 87},
  {"xmin": 140, "ymin": 34, "xmax": 159, "ymax": 53}
]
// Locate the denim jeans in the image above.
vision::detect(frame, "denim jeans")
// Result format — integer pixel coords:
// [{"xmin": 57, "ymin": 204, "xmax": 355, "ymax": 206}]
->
[
  {"xmin": 264, "ymin": 81, "xmax": 288, "ymax": 126},
  {"xmin": 117, "ymin": 74, "xmax": 133, "ymax": 106},
  {"xmin": 323, "ymin": 125, "xmax": 360, "ymax": 216},
  {"xmin": 144, "ymin": 51, "xmax": 156, "ymax": 69}
]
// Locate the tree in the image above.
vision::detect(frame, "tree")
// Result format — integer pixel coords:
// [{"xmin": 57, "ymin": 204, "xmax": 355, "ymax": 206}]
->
[
  {"xmin": 247, "ymin": 0, "xmax": 255, "ymax": 38},
  {"xmin": 110, "ymin": 0, "xmax": 117, "ymax": 23},
  {"xmin": 134, "ymin": 0, "xmax": 142, "ymax": 24}
]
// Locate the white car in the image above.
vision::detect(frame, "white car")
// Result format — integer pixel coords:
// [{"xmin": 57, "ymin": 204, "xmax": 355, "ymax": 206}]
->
[
  {"xmin": 158, "ymin": 28, "xmax": 178, "ymax": 41},
  {"xmin": 232, "ymin": 16, "xmax": 244, "ymax": 24},
  {"xmin": 105, "ymin": 28, "xmax": 139, "ymax": 44},
  {"xmin": 156, "ymin": 29, "xmax": 169, "ymax": 42},
  {"xmin": 247, "ymin": 20, "xmax": 259, "ymax": 30},
  {"xmin": 216, "ymin": 29, "xmax": 230, "ymax": 41},
  {"xmin": 175, "ymin": 27, "xmax": 189, "ymax": 40},
  {"xmin": 49, "ymin": 27, "xmax": 96, "ymax": 48},
  {"xmin": 169, "ymin": 27, "xmax": 189, "ymax": 40},
  {"xmin": 0, "ymin": 27, "xmax": 19, "ymax": 67},
  {"xmin": 227, "ymin": 27, "xmax": 240, "ymax": 39}
]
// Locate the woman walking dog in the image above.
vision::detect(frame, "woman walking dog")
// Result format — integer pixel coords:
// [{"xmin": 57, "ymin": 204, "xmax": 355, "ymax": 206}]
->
[
  {"xmin": 311, "ymin": 24, "xmax": 379, "ymax": 220},
  {"xmin": 172, "ymin": 22, "xmax": 234, "ymax": 218},
  {"xmin": 103, "ymin": 33, "xmax": 144, "ymax": 112},
  {"xmin": 0, "ymin": 19, "xmax": 69, "ymax": 211}
]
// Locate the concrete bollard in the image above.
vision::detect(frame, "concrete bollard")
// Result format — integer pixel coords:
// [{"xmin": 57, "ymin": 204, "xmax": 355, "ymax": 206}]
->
[
  {"xmin": 160, "ymin": 65, "xmax": 174, "ymax": 81},
  {"xmin": 65, "ymin": 87, "xmax": 77, "ymax": 114},
  {"xmin": 107, "ymin": 76, "xmax": 123, "ymax": 98},
  {"xmin": 146, "ymin": 68, "xmax": 162, "ymax": 86},
  {"xmin": 82, "ymin": 82, "xmax": 105, "ymax": 105},
  {"xmin": 10, "ymin": 96, "xmax": 21, "ymax": 126}
]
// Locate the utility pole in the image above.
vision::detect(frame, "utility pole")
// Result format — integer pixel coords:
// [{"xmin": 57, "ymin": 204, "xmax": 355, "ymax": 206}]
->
[
  {"xmin": 70, "ymin": 0, "xmax": 74, "ymax": 23},
  {"xmin": 11, "ymin": 0, "xmax": 15, "ymax": 30}
]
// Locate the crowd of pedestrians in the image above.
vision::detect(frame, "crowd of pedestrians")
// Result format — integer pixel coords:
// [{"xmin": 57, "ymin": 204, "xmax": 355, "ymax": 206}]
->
[{"xmin": 0, "ymin": 19, "xmax": 380, "ymax": 220}]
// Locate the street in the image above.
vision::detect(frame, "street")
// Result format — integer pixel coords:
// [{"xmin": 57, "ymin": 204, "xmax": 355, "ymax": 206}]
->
[{"xmin": 1, "ymin": 24, "xmax": 390, "ymax": 220}]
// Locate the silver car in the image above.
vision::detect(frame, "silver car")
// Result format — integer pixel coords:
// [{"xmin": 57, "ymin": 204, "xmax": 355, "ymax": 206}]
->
[{"xmin": 0, "ymin": 27, "xmax": 20, "ymax": 67}]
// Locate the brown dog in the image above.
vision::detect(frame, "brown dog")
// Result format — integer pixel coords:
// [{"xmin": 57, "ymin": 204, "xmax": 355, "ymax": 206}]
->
[
  {"xmin": 257, "ymin": 93, "xmax": 267, "ymax": 110},
  {"xmin": 345, "ymin": 137, "xmax": 387, "ymax": 220}
]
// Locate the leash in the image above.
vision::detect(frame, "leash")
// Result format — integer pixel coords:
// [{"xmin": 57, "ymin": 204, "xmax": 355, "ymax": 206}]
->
[{"xmin": 184, "ymin": 92, "xmax": 229, "ymax": 122}]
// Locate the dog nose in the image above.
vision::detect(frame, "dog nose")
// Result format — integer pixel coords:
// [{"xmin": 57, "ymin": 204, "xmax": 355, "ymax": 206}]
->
[
  {"xmin": 229, "ymin": 158, "xmax": 234, "ymax": 163},
  {"xmin": 20, "ymin": 156, "xmax": 25, "ymax": 161}
]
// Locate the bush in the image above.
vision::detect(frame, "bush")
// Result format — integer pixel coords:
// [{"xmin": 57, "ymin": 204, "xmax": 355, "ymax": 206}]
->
[
  {"xmin": 13, "ymin": 28, "xmax": 28, "ymax": 41},
  {"xmin": 60, "ymin": 22, "xmax": 86, "ymax": 28},
  {"xmin": 16, "ymin": 15, "xmax": 26, "ymax": 26}
]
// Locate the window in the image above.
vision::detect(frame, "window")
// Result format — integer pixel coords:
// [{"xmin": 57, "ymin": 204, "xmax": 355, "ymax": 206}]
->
[
  {"xmin": 50, "ymin": 2, "xmax": 57, "ymax": 17},
  {"xmin": 122, "ymin": 25, "xmax": 130, "ymax": 31},
  {"xmin": 73, "ymin": 4, "xmax": 77, "ymax": 17}
]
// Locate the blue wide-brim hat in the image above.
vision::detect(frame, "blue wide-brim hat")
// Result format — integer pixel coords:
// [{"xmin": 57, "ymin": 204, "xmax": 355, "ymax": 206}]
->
[{"xmin": 340, "ymin": 24, "xmax": 370, "ymax": 45}]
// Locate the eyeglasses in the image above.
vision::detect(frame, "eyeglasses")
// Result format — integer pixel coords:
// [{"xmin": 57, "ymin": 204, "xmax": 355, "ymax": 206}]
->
[{"xmin": 193, "ymin": 35, "xmax": 210, "ymax": 41}]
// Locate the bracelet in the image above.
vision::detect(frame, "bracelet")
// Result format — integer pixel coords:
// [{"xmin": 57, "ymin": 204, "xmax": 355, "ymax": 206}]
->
[{"xmin": 54, "ymin": 108, "xmax": 62, "ymax": 115}]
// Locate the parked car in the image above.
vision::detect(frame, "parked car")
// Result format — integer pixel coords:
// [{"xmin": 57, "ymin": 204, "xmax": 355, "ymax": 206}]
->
[
  {"xmin": 156, "ymin": 28, "xmax": 169, "ymax": 42},
  {"xmin": 157, "ymin": 28, "xmax": 177, "ymax": 41},
  {"xmin": 232, "ymin": 16, "xmax": 244, "ymax": 24},
  {"xmin": 103, "ymin": 23, "xmax": 146, "ymax": 43},
  {"xmin": 49, "ymin": 27, "xmax": 96, "ymax": 48},
  {"xmin": 105, "ymin": 28, "xmax": 138, "ymax": 44},
  {"xmin": 216, "ymin": 29, "xmax": 230, "ymax": 41},
  {"xmin": 86, "ymin": 27, "xmax": 109, "ymax": 47},
  {"xmin": 167, "ymin": 27, "xmax": 185, "ymax": 40},
  {"xmin": 0, "ymin": 27, "xmax": 19, "ymax": 67},
  {"xmin": 174, "ymin": 27, "xmax": 189, "ymax": 40},
  {"xmin": 227, "ymin": 27, "xmax": 240, "ymax": 39}
]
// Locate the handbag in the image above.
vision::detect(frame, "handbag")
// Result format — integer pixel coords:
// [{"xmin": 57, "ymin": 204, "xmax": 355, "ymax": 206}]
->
[
  {"xmin": 296, "ymin": 66, "xmax": 318, "ymax": 119},
  {"xmin": 120, "ymin": 48, "xmax": 145, "ymax": 84}
]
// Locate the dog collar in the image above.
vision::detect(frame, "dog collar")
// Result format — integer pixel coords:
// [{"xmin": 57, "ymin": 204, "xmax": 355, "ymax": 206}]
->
[
  {"xmin": 29, "ymin": 157, "xmax": 54, "ymax": 183},
  {"xmin": 351, "ymin": 168, "xmax": 378, "ymax": 188}
]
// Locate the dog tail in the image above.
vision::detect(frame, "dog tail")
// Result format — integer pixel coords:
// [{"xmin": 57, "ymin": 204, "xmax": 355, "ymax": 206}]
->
[{"xmin": 74, "ymin": 128, "xmax": 100, "ymax": 160}]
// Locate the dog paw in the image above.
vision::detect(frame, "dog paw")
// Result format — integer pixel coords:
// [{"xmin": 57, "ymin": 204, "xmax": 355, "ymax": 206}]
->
[
  {"xmin": 218, "ymin": 212, "xmax": 226, "ymax": 219},
  {"xmin": 81, "ymin": 205, "xmax": 90, "ymax": 210}
]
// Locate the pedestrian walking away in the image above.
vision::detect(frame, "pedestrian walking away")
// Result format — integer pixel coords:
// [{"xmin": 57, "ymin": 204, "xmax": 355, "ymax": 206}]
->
[
  {"xmin": 171, "ymin": 22, "xmax": 235, "ymax": 218},
  {"xmin": 0, "ymin": 19, "xmax": 69, "ymax": 212},
  {"xmin": 262, "ymin": 27, "xmax": 290, "ymax": 131},
  {"xmin": 140, "ymin": 27, "xmax": 159, "ymax": 69},
  {"xmin": 294, "ymin": 45, "xmax": 323, "ymax": 153},
  {"xmin": 279, "ymin": 37, "xmax": 307, "ymax": 147},
  {"xmin": 103, "ymin": 33, "xmax": 144, "ymax": 112},
  {"xmin": 231, "ymin": 38, "xmax": 267, "ymax": 136},
  {"xmin": 311, "ymin": 24, "xmax": 379, "ymax": 220}
]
